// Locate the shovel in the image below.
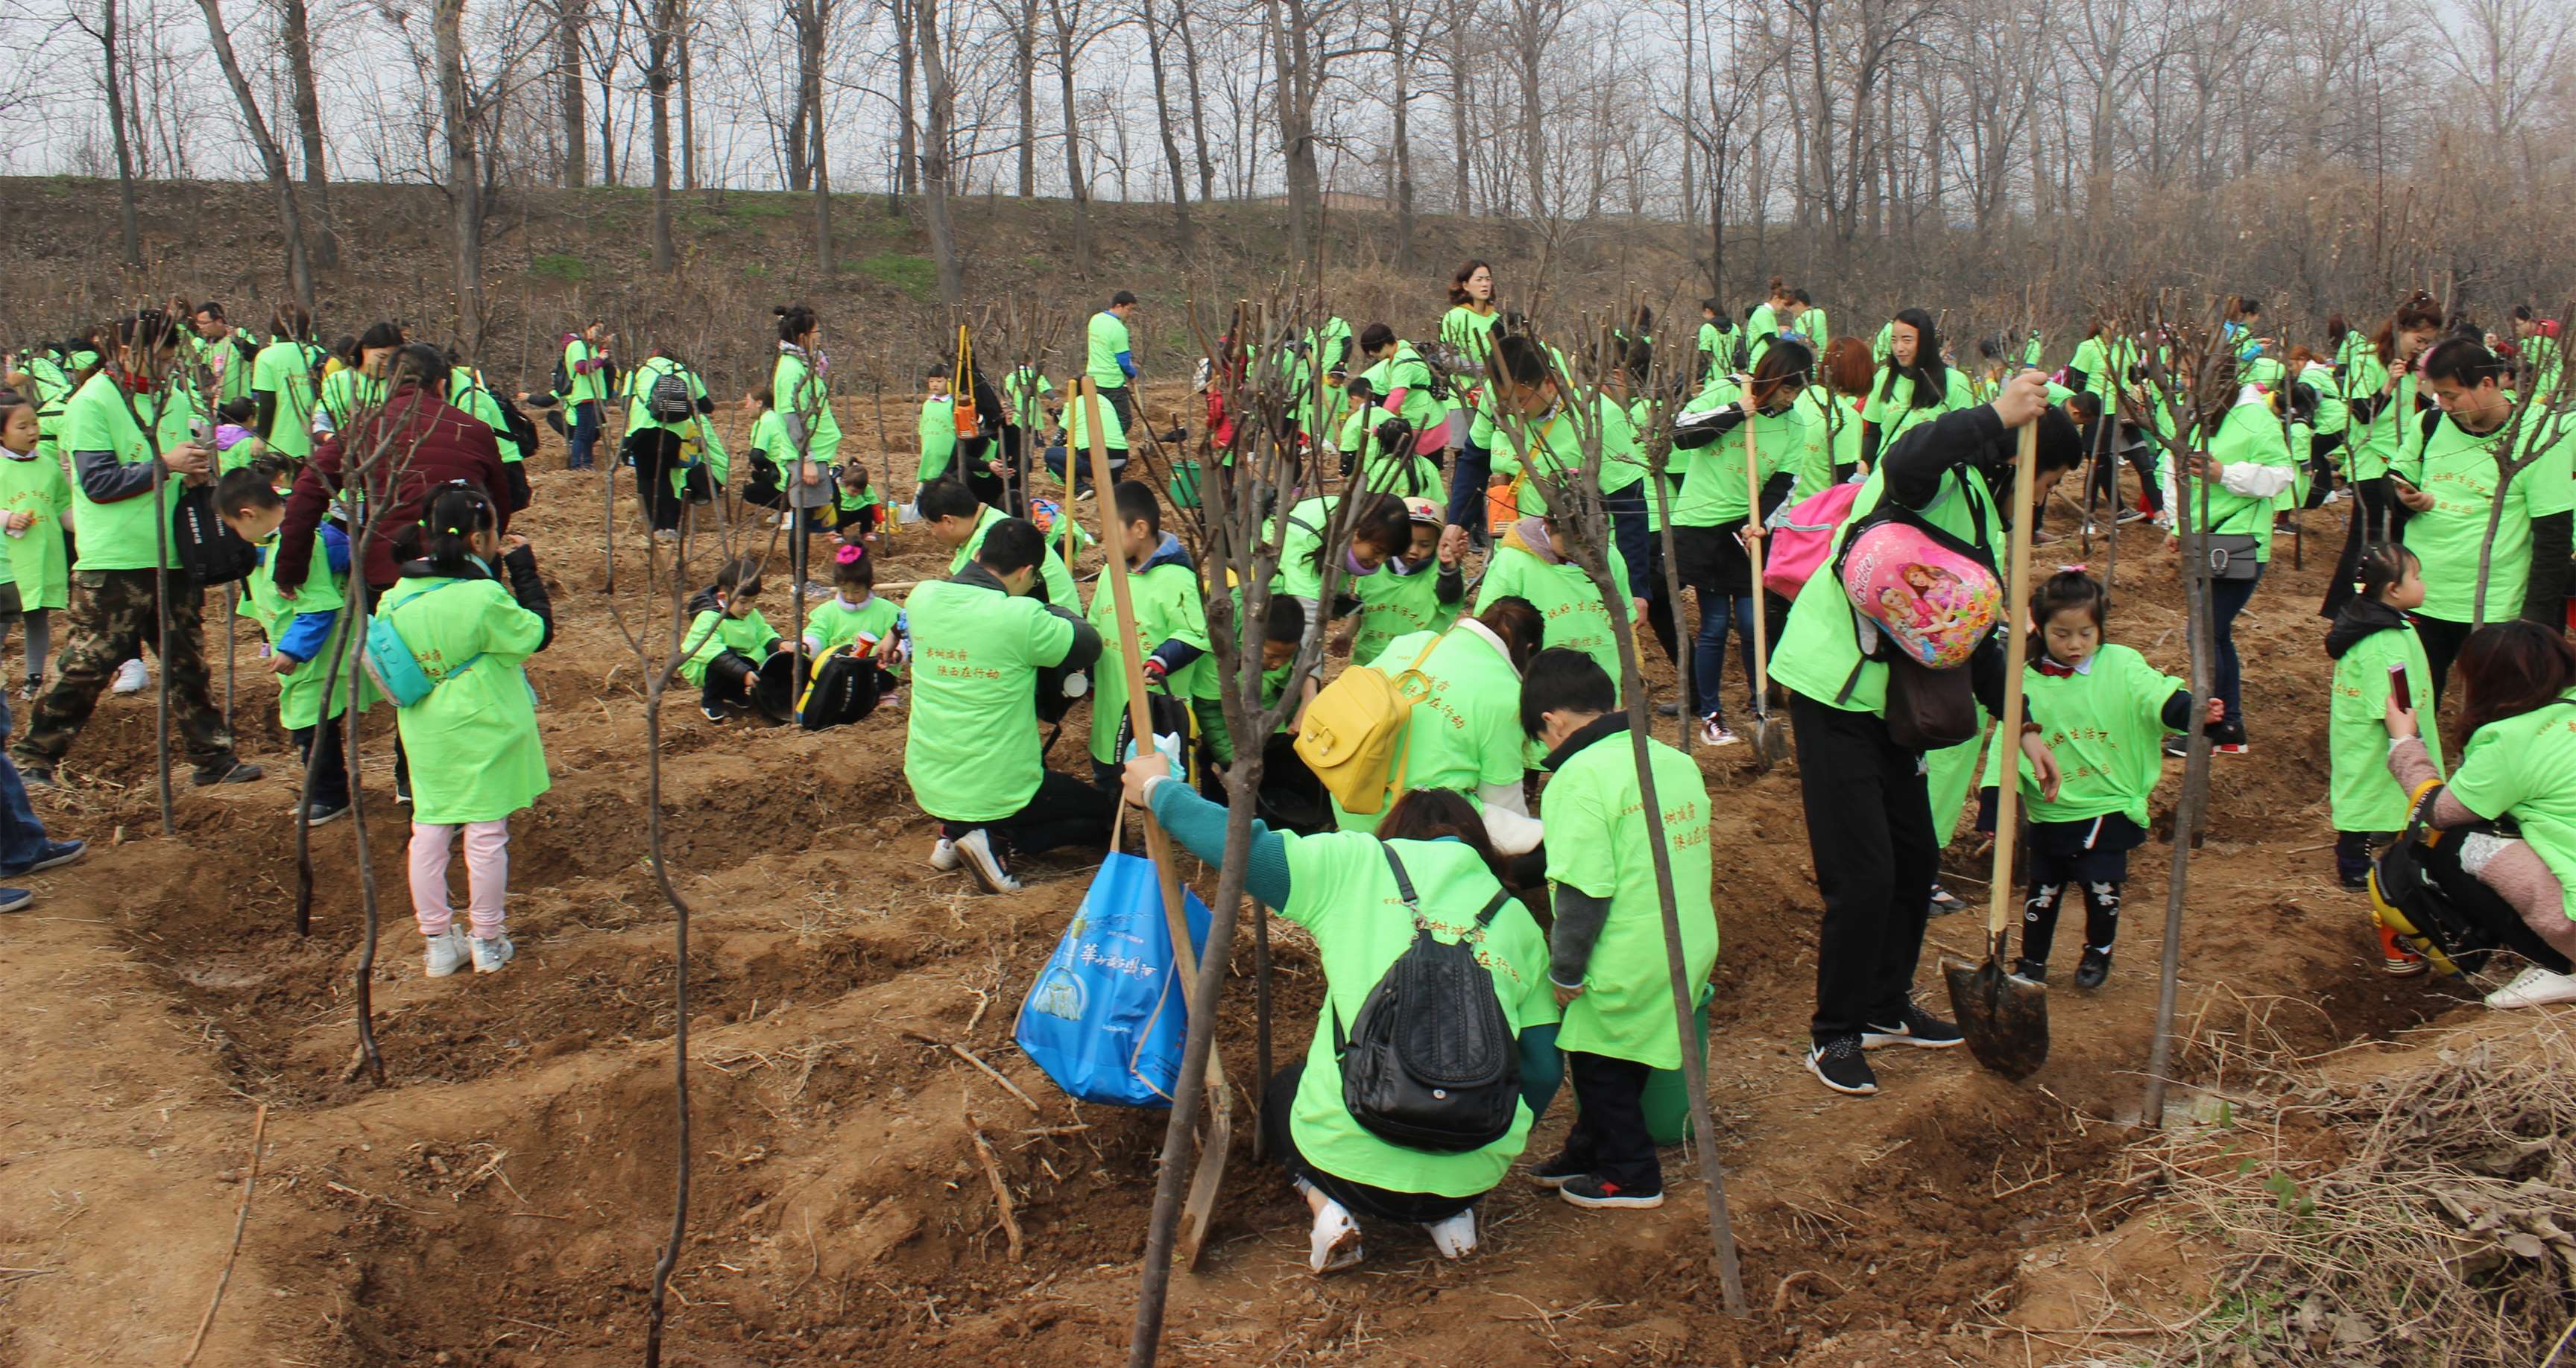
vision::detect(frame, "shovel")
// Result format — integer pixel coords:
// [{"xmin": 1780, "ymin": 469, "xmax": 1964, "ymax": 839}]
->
[
  {"xmin": 1742, "ymin": 406, "xmax": 1790, "ymax": 767},
  {"xmin": 1943, "ymin": 421, "xmax": 2049, "ymax": 1081}
]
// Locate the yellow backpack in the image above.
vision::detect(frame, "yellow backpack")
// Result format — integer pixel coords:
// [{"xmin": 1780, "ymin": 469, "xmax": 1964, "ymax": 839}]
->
[{"xmin": 1294, "ymin": 633, "xmax": 1445, "ymax": 816}]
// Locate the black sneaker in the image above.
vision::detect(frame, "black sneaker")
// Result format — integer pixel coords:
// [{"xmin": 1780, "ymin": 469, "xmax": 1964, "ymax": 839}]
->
[
  {"xmin": 2014, "ymin": 957, "xmax": 2048, "ymax": 983},
  {"xmin": 1529, "ymin": 1150, "xmax": 1586, "ymax": 1191},
  {"xmin": 2162, "ymin": 734, "xmax": 2190, "ymax": 759},
  {"xmin": 700, "ymin": 704, "xmax": 727, "ymax": 723},
  {"xmin": 1927, "ymin": 884, "xmax": 1967, "ymax": 917},
  {"xmin": 2338, "ymin": 870, "xmax": 2371, "ymax": 892},
  {"xmin": 2074, "ymin": 947, "xmax": 2112, "ymax": 989},
  {"xmin": 17, "ymin": 764, "xmax": 54, "ymax": 791},
  {"xmin": 394, "ymin": 773, "xmax": 413, "ymax": 806},
  {"xmin": 1862, "ymin": 1002, "xmax": 1964, "ymax": 1050},
  {"xmin": 1806, "ymin": 1035, "xmax": 1878, "ymax": 1095},
  {"xmin": 301, "ymin": 799, "xmax": 351, "ymax": 827},
  {"xmin": 190, "ymin": 757, "xmax": 264, "ymax": 787},
  {"xmin": 1654, "ymin": 701, "xmax": 1682, "ymax": 718},
  {"xmin": 1559, "ymin": 1174, "xmax": 1664, "ymax": 1209},
  {"xmin": 4, "ymin": 839, "xmax": 86, "ymax": 876}
]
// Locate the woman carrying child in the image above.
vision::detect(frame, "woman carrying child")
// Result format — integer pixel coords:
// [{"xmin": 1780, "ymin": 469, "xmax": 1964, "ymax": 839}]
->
[{"xmin": 387, "ymin": 484, "xmax": 554, "ymax": 976}]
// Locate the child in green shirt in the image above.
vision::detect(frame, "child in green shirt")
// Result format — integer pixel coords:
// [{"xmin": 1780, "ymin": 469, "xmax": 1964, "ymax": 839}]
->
[
  {"xmin": 0, "ymin": 393, "xmax": 67, "ymax": 694},
  {"xmin": 2325, "ymin": 545, "xmax": 2443, "ymax": 972},
  {"xmin": 792, "ymin": 545, "xmax": 904, "ymax": 729},
  {"xmin": 217, "ymin": 469, "xmax": 364, "ymax": 824},
  {"xmin": 1984, "ymin": 572, "xmax": 2217, "ymax": 989},
  {"xmin": 918, "ymin": 367, "xmax": 959, "ymax": 486},
  {"xmin": 1086, "ymin": 480, "xmax": 1222, "ymax": 785},
  {"xmin": 679, "ymin": 557, "xmax": 782, "ymax": 723}
]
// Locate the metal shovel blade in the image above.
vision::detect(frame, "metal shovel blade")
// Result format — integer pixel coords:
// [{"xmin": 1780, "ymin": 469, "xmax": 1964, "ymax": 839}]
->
[
  {"xmin": 1175, "ymin": 1066, "xmax": 1234, "ymax": 1271},
  {"xmin": 1943, "ymin": 931, "xmax": 2050, "ymax": 1081},
  {"xmin": 1749, "ymin": 709, "xmax": 1791, "ymax": 769}
]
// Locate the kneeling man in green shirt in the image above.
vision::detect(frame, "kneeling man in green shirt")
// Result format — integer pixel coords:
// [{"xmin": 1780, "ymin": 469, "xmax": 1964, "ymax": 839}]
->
[{"xmin": 892, "ymin": 515, "xmax": 1113, "ymax": 893}]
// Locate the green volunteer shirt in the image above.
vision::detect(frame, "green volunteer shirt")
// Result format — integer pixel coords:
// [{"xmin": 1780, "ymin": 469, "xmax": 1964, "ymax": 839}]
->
[
  {"xmin": 622, "ymin": 356, "xmax": 713, "ymax": 443},
  {"xmin": 1269, "ymin": 494, "xmax": 1341, "ymax": 607},
  {"xmin": 747, "ymin": 409, "xmax": 789, "ymax": 477},
  {"xmin": 1984, "ymin": 645, "xmax": 2183, "ymax": 829},
  {"xmin": 804, "ymin": 593, "xmax": 900, "ymax": 656},
  {"xmin": 239, "ymin": 533, "xmax": 364, "ymax": 730},
  {"xmin": 1861, "ymin": 367, "xmax": 1977, "ymax": 450},
  {"xmin": 1064, "ymin": 382, "xmax": 1126, "ymax": 460},
  {"xmin": 2329, "ymin": 621, "xmax": 2444, "ymax": 832},
  {"xmin": 1085, "ymin": 556, "xmax": 1217, "ymax": 764},
  {"xmin": 1440, "ymin": 305, "xmax": 1500, "ymax": 367},
  {"xmin": 1772, "ymin": 454, "xmax": 2004, "ymax": 719},
  {"xmin": 902, "ymin": 576, "xmax": 1078, "ymax": 822},
  {"xmin": 1276, "ymin": 832, "xmax": 1556, "ymax": 1197},
  {"xmin": 2445, "ymin": 691, "xmax": 2576, "ymax": 927},
  {"xmin": 1542, "ymin": 731, "xmax": 1716, "ymax": 1068},
  {"xmin": 2396, "ymin": 407, "xmax": 2576, "ymax": 624},
  {"xmin": 449, "ymin": 367, "xmax": 526, "ymax": 465},
  {"xmin": 381, "ymin": 571, "xmax": 552, "ymax": 824},
  {"xmin": 315, "ymin": 367, "xmax": 383, "ymax": 434},
  {"xmin": 1087, "ymin": 310, "xmax": 1133, "ymax": 393},
  {"xmin": 1331, "ymin": 626, "xmax": 1525, "ymax": 832},
  {"xmin": 1486, "ymin": 398, "xmax": 1643, "ymax": 516},
  {"xmin": 678, "ymin": 604, "xmax": 780, "ymax": 686},
  {"xmin": 1807, "ymin": 387, "xmax": 1865, "ymax": 496},
  {"xmin": 2194, "ymin": 396, "xmax": 2298, "ymax": 556},
  {"xmin": 1349, "ymin": 562, "xmax": 1459, "ymax": 668},
  {"xmin": 918, "ymin": 393, "xmax": 959, "ymax": 484},
  {"xmin": 1359, "ymin": 342, "xmax": 1450, "ymax": 440},
  {"xmin": 948, "ymin": 504, "xmax": 1079, "ymax": 607},
  {"xmin": 2343, "ymin": 352, "xmax": 2402, "ymax": 481},
  {"xmin": 771, "ymin": 349, "xmax": 842, "ymax": 465},
  {"xmin": 564, "ymin": 337, "xmax": 607, "ymax": 406},
  {"xmin": 1335, "ymin": 405, "xmax": 1445, "ymax": 503},
  {"xmin": 1473, "ymin": 535, "xmax": 1632, "ymax": 694},
  {"xmin": 1694, "ymin": 321, "xmax": 1726, "ymax": 383},
  {"xmin": 250, "ymin": 340, "xmax": 326, "ymax": 460},
  {"xmin": 1672, "ymin": 384, "xmax": 1813, "ymax": 529},
  {"xmin": 195, "ymin": 332, "xmax": 259, "ymax": 405},
  {"xmin": 2302, "ymin": 363, "xmax": 2349, "ymax": 438},
  {"xmin": 1003, "ymin": 366, "xmax": 1054, "ymax": 431},
  {"xmin": 2524, "ymin": 332, "xmax": 2564, "ymax": 399},
  {"xmin": 60, "ymin": 369, "xmax": 200, "ymax": 571},
  {"xmin": 0, "ymin": 449, "xmax": 70, "ymax": 610},
  {"xmin": 1745, "ymin": 304, "xmax": 1781, "ymax": 367}
]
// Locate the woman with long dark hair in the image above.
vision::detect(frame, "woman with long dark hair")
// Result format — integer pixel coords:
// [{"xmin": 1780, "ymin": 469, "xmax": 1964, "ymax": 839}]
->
[
  {"xmin": 1857, "ymin": 308, "xmax": 1974, "ymax": 469},
  {"xmin": 2384, "ymin": 620, "xmax": 2576, "ymax": 1007},
  {"xmin": 2320, "ymin": 291, "xmax": 2443, "ymax": 618},
  {"xmin": 1441, "ymin": 260, "xmax": 1502, "ymax": 539}
]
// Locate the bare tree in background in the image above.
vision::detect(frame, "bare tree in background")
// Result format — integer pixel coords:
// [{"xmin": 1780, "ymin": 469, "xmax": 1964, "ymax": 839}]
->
[
  {"xmin": 1134, "ymin": 0, "xmax": 1193, "ymax": 251},
  {"xmin": 918, "ymin": 0, "xmax": 965, "ymax": 307},
  {"xmin": 279, "ymin": 0, "xmax": 336, "ymax": 266},
  {"xmin": 639, "ymin": 0, "xmax": 682, "ymax": 270},
  {"xmin": 72, "ymin": 0, "xmax": 144, "ymax": 267},
  {"xmin": 192, "ymin": 0, "xmax": 315, "ymax": 306},
  {"xmin": 1044, "ymin": 0, "xmax": 1098, "ymax": 273},
  {"xmin": 434, "ymin": 0, "xmax": 485, "ymax": 349},
  {"xmin": 786, "ymin": 0, "xmax": 839, "ymax": 269}
]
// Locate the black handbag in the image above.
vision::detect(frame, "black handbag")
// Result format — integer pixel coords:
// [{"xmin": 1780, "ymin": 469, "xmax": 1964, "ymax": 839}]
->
[{"xmin": 1331, "ymin": 847, "xmax": 1522, "ymax": 1153}]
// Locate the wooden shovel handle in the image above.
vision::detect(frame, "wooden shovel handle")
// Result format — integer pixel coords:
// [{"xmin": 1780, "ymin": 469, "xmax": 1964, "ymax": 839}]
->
[{"xmin": 1987, "ymin": 423, "xmax": 2040, "ymax": 940}]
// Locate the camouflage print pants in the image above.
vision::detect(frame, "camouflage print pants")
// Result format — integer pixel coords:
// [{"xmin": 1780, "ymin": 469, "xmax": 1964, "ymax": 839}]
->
[{"xmin": 11, "ymin": 569, "xmax": 234, "ymax": 769}]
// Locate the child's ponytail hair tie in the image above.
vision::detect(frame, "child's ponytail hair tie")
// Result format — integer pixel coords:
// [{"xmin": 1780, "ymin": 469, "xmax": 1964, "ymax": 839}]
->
[{"xmin": 836, "ymin": 543, "xmax": 865, "ymax": 566}]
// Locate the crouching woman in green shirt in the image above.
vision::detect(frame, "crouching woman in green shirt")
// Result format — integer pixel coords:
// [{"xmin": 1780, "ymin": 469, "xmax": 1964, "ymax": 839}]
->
[
  {"xmin": 1118, "ymin": 761, "xmax": 1560, "ymax": 1273},
  {"xmin": 2384, "ymin": 621, "xmax": 2576, "ymax": 1009}
]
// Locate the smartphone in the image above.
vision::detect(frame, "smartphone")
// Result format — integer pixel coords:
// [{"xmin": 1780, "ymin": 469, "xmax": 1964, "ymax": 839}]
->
[{"xmin": 2389, "ymin": 663, "xmax": 2413, "ymax": 712}]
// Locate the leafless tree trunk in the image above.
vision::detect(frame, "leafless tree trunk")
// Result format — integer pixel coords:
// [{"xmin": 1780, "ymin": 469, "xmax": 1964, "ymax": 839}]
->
[
  {"xmin": 1262, "ymin": 0, "xmax": 1322, "ymax": 270},
  {"xmin": 918, "ymin": 0, "xmax": 964, "ymax": 308},
  {"xmin": 434, "ymin": 0, "xmax": 484, "ymax": 352},
  {"xmin": 679, "ymin": 13, "xmax": 697, "ymax": 190},
  {"xmin": 1014, "ymin": 0, "xmax": 1037, "ymax": 197},
  {"xmin": 1175, "ymin": 5, "xmax": 1214, "ymax": 202},
  {"xmin": 891, "ymin": 0, "xmax": 918, "ymax": 196},
  {"xmin": 84, "ymin": 0, "xmax": 143, "ymax": 268},
  {"xmin": 1382, "ymin": 0, "xmax": 1418, "ymax": 267},
  {"xmin": 560, "ymin": 0, "xmax": 590, "ymax": 186},
  {"xmin": 640, "ymin": 0, "xmax": 679, "ymax": 273},
  {"xmin": 278, "ymin": 0, "xmax": 335, "ymax": 267},
  {"xmin": 1448, "ymin": 10, "xmax": 1472, "ymax": 215},
  {"xmin": 1046, "ymin": 0, "xmax": 1095, "ymax": 274},
  {"xmin": 1137, "ymin": 0, "xmax": 1193, "ymax": 251},
  {"xmin": 194, "ymin": 0, "xmax": 315, "ymax": 308},
  {"xmin": 786, "ymin": 0, "xmax": 818, "ymax": 190}
]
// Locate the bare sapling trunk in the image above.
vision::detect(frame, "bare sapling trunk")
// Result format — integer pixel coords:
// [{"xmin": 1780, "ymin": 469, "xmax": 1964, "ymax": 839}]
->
[{"xmin": 194, "ymin": 0, "xmax": 315, "ymax": 308}]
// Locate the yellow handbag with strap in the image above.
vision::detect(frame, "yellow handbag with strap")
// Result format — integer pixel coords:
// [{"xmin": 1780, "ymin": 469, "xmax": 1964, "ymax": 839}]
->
[{"xmin": 1292, "ymin": 632, "xmax": 1445, "ymax": 817}]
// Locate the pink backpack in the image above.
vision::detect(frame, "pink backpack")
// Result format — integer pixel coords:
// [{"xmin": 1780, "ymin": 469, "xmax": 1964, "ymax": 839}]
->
[
  {"xmin": 1762, "ymin": 481, "xmax": 1863, "ymax": 601},
  {"xmin": 1837, "ymin": 519, "xmax": 2003, "ymax": 669}
]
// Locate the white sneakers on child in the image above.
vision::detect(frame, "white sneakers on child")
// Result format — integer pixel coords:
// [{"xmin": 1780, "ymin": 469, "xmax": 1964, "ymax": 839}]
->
[
  {"xmin": 928, "ymin": 837, "xmax": 961, "ymax": 871},
  {"xmin": 2485, "ymin": 963, "xmax": 2576, "ymax": 1010},
  {"xmin": 1423, "ymin": 1207, "xmax": 1478, "ymax": 1259},
  {"xmin": 424, "ymin": 928, "xmax": 473, "ymax": 978},
  {"xmin": 954, "ymin": 829, "xmax": 1021, "ymax": 894},
  {"xmin": 110, "ymin": 659, "xmax": 148, "ymax": 695},
  {"xmin": 470, "ymin": 934, "xmax": 515, "ymax": 974},
  {"xmin": 1298, "ymin": 1181, "xmax": 1363, "ymax": 1274}
]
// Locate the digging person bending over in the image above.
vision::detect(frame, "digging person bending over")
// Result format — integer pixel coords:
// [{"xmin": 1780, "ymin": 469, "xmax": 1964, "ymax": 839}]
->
[{"xmin": 888, "ymin": 515, "xmax": 1111, "ymax": 894}]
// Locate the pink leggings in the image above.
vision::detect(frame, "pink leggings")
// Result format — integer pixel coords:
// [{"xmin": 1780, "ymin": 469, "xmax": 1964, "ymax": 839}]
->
[{"xmin": 408, "ymin": 820, "xmax": 511, "ymax": 938}]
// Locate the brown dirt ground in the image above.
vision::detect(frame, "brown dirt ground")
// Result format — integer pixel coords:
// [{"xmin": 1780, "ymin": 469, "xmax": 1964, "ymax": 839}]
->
[{"xmin": 0, "ymin": 389, "xmax": 2522, "ymax": 1367}]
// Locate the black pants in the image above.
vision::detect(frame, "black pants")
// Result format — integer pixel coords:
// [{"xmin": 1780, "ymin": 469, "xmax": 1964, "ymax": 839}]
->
[
  {"xmin": 1642, "ymin": 531, "xmax": 1680, "ymax": 665},
  {"xmin": 628, "ymin": 430, "xmax": 689, "ymax": 532},
  {"xmin": 2021, "ymin": 867, "xmax": 2125, "ymax": 968},
  {"xmin": 938, "ymin": 767, "xmax": 1117, "ymax": 859},
  {"xmin": 1262, "ymin": 1063, "xmax": 1477, "ymax": 1223},
  {"xmin": 961, "ymin": 437, "xmax": 1007, "ymax": 510},
  {"xmin": 291, "ymin": 717, "xmax": 350, "ymax": 810},
  {"xmin": 2336, "ymin": 829, "xmax": 2394, "ymax": 886},
  {"xmin": 2321, "ymin": 476, "xmax": 2400, "ymax": 619},
  {"xmin": 1606, "ymin": 483, "xmax": 1649, "ymax": 608},
  {"xmin": 701, "ymin": 647, "xmax": 761, "ymax": 714},
  {"xmin": 1560, "ymin": 1051, "xmax": 1658, "ymax": 1191},
  {"xmin": 1102, "ymin": 385, "xmax": 1134, "ymax": 434},
  {"xmin": 1790, "ymin": 690, "xmax": 1939, "ymax": 1039},
  {"xmin": 2416, "ymin": 613, "xmax": 2476, "ymax": 708}
]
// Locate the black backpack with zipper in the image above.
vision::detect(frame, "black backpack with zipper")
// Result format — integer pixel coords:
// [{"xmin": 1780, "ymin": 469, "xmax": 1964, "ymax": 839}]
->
[{"xmin": 1332, "ymin": 846, "xmax": 1522, "ymax": 1153}]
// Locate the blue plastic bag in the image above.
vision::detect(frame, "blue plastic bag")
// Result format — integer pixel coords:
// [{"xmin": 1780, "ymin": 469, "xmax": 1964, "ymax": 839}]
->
[{"xmin": 1015, "ymin": 852, "xmax": 1212, "ymax": 1108}]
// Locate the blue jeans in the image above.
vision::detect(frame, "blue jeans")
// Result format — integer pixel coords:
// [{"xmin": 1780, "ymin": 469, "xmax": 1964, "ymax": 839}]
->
[
  {"xmin": 2211, "ymin": 564, "xmax": 2263, "ymax": 728},
  {"xmin": 0, "ymin": 693, "xmax": 55, "ymax": 873},
  {"xmin": 567, "ymin": 400, "xmax": 602, "ymax": 469},
  {"xmin": 1692, "ymin": 593, "xmax": 1758, "ymax": 721},
  {"xmin": 1445, "ymin": 436, "xmax": 1491, "ymax": 532}
]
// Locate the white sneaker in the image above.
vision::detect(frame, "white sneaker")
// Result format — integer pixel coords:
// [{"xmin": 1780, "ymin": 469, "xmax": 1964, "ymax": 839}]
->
[
  {"xmin": 927, "ymin": 837, "xmax": 961, "ymax": 871},
  {"xmin": 955, "ymin": 829, "xmax": 1021, "ymax": 894},
  {"xmin": 1699, "ymin": 716, "xmax": 1740, "ymax": 748},
  {"xmin": 1423, "ymin": 1207, "xmax": 1478, "ymax": 1259},
  {"xmin": 470, "ymin": 933, "xmax": 516, "ymax": 975},
  {"xmin": 423, "ymin": 928, "xmax": 473, "ymax": 978},
  {"xmin": 110, "ymin": 659, "xmax": 148, "ymax": 695},
  {"xmin": 2484, "ymin": 963, "xmax": 2576, "ymax": 1010},
  {"xmin": 1302, "ymin": 1187, "xmax": 1363, "ymax": 1273}
]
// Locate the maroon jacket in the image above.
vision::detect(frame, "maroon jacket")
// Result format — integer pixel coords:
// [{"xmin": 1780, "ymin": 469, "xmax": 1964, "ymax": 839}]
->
[{"xmin": 274, "ymin": 384, "xmax": 517, "ymax": 594}]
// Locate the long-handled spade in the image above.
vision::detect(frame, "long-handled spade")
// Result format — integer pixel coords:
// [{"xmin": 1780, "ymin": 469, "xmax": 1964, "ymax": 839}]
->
[
  {"xmin": 1943, "ymin": 422, "xmax": 2049, "ymax": 1080},
  {"xmin": 1741, "ymin": 412, "xmax": 1790, "ymax": 767},
  {"xmin": 1082, "ymin": 378, "xmax": 1233, "ymax": 1270}
]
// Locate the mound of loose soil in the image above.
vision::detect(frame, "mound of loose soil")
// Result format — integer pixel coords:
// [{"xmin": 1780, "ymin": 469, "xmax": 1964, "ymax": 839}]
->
[{"xmin": 0, "ymin": 393, "xmax": 2517, "ymax": 1367}]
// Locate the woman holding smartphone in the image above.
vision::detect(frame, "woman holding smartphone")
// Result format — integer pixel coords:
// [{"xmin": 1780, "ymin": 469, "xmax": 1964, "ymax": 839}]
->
[{"xmin": 2321, "ymin": 292, "xmax": 2443, "ymax": 618}]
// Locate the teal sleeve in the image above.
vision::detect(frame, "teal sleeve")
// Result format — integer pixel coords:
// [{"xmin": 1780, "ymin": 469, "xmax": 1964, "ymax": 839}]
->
[
  {"xmin": 1517, "ymin": 1023, "xmax": 1562, "ymax": 1121},
  {"xmin": 1149, "ymin": 774, "xmax": 1291, "ymax": 908}
]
